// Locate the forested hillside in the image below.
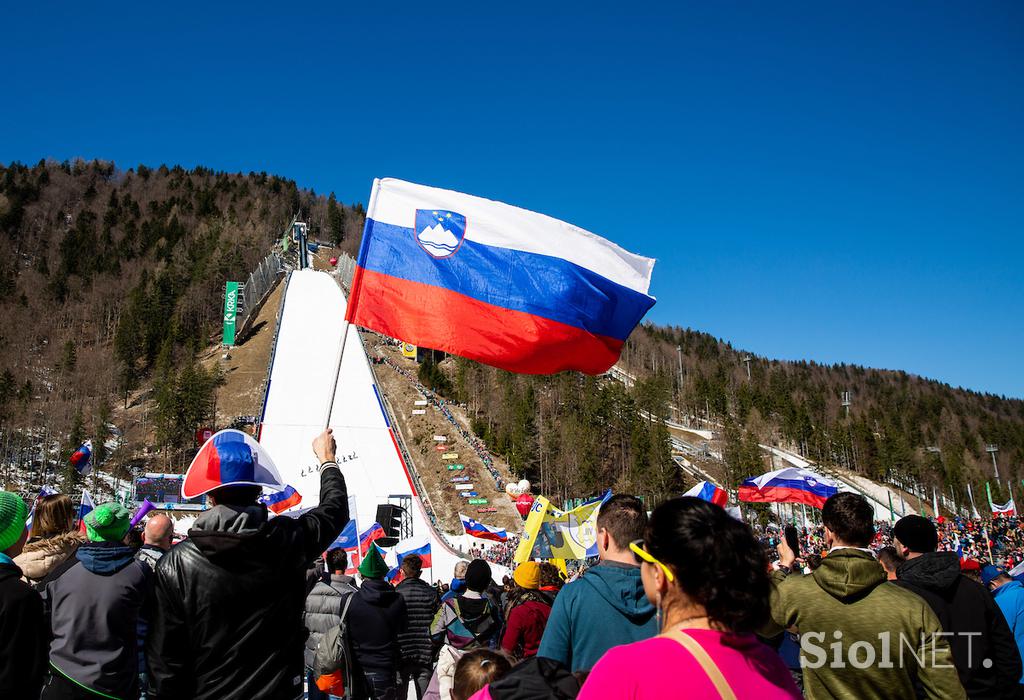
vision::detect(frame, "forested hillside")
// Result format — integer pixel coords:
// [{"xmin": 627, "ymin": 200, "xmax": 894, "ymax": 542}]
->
[
  {"xmin": 3, "ymin": 159, "xmax": 1021, "ymax": 510},
  {"xmin": 0, "ymin": 159, "xmax": 362, "ymax": 485},
  {"xmin": 441, "ymin": 322, "xmax": 1024, "ymax": 508}
]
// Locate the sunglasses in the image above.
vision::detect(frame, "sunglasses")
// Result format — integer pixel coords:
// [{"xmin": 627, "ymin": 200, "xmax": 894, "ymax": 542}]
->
[{"xmin": 629, "ymin": 539, "xmax": 675, "ymax": 582}]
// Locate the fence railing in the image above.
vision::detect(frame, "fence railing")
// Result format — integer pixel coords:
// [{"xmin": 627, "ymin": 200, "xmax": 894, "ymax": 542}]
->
[
  {"xmin": 236, "ymin": 253, "xmax": 284, "ymax": 340},
  {"xmin": 334, "ymin": 252, "xmax": 356, "ymax": 292}
]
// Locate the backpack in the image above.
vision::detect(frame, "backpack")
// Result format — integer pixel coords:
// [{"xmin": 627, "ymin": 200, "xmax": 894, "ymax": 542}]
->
[{"xmin": 312, "ymin": 592, "xmax": 356, "ymax": 698}]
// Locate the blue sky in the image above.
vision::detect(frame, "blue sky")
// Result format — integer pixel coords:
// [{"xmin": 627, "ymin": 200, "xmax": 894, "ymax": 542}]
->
[{"xmin": 2, "ymin": 2, "xmax": 1021, "ymax": 396}]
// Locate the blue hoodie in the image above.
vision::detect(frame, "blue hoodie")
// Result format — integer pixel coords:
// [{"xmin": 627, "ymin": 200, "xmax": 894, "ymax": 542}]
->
[
  {"xmin": 537, "ymin": 561, "xmax": 657, "ymax": 672},
  {"xmin": 993, "ymin": 580, "xmax": 1024, "ymax": 683}
]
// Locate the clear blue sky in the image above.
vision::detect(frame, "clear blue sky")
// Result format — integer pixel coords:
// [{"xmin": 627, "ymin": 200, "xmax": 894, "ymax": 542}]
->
[{"xmin": 2, "ymin": 2, "xmax": 1021, "ymax": 397}]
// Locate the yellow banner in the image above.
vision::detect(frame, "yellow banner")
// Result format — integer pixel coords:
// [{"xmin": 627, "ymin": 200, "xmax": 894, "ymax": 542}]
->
[
  {"xmin": 514, "ymin": 494, "xmax": 607, "ymax": 563},
  {"xmin": 401, "ymin": 342, "xmax": 417, "ymax": 358}
]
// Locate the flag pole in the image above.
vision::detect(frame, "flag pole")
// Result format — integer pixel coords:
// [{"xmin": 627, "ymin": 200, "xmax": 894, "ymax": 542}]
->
[
  {"xmin": 322, "ymin": 179, "xmax": 381, "ymax": 430},
  {"xmin": 323, "ymin": 320, "xmax": 351, "ymax": 429}
]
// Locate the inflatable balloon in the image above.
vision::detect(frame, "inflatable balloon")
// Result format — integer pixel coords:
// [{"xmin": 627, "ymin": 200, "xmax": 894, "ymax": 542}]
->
[
  {"xmin": 505, "ymin": 482, "xmax": 520, "ymax": 497},
  {"xmin": 515, "ymin": 493, "xmax": 535, "ymax": 518},
  {"xmin": 329, "ymin": 256, "xmax": 338, "ymax": 266},
  {"xmin": 517, "ymin": 479, "xmax": 531, "ymax": 493}
]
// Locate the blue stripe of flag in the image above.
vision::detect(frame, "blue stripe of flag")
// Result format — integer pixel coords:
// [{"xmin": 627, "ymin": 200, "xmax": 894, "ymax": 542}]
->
[{"xmin": 362, "ymin": 219, "xmax": 654, "ymax": 341}]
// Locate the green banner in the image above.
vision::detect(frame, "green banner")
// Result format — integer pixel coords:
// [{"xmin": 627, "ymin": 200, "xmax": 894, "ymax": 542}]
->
[
  {"xmin": 468, "ymin": 498, "xmax": 489, "ymax": 505},
  {"xmin": 446, "ymin": 464, "xmax": 465, "ymax": 471},
  {"xmin": 222, "ymin": 281, "xmax": 239, "ymax": 346}
]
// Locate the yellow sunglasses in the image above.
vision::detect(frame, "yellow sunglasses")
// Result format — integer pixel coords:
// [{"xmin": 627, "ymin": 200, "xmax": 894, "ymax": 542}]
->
[{"xmin": 629, "ymin": 539, "xmax": 675, "ymax": 582}]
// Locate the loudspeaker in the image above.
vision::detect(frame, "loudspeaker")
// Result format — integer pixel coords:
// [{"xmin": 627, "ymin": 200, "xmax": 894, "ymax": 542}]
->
[{"xmin": 376, "ymin": 504, "xmax": 406, "ymax": 539}]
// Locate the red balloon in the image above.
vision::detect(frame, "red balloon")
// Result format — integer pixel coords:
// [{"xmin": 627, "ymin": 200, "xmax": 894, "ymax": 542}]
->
[
  {"xmin": 515, "ymin": 493, "xmax": 535, "ymax": 518},
  {"xmin": 329, "ymin": 256, "xmax": 338, "ymax": 266}
]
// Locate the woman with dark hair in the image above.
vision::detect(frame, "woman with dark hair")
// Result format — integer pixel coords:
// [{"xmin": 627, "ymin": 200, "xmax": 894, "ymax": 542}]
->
[
  {"xmin": 14, "ymin": 493, "xmax": 86, "ymax": 588},
  {"xmin": 579, "ymin": 497, "xmax": 800, "ymax": 699}
]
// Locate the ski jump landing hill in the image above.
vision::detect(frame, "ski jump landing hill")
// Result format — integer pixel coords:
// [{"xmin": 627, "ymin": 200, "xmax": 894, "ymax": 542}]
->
[{"xmin": 257, "ymin": 269, "xmax": 464, "ymax": 581}]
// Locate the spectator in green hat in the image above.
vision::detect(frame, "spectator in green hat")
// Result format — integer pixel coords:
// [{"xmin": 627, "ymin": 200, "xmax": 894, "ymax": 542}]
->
[
  {"xmin": 348, "ymin": 545, "xmax": 408, "ymax": 698},
  {"xmin": 41, "ymin": 501, "xmax": 152, "ymax": 699},
  {"xmin": 0, "ymin": 491, "xmax": 48, "ymax": 698}
]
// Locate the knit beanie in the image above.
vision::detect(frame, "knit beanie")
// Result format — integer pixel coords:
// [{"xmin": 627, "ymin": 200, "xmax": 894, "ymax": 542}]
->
[
  {"xmin": 84, "ymin": 502, "xmax": 132, "ymax": 543},
  {"xmin": 359, "ymin": 545, "xmax": 390, "ymax": 579},
  {"xmin": 893, "ymin": 515, "xmax": 938, "ymax": 554},
  {"xmin": 465, "ymin": 558, "xmax": 492, "ymax": 592},
  {"xmin": 0, "ymin": 491, "xmax": 29, "ymax": 553},
  {"xmin": 513, "ymin": 561, "xmax": 541, "ymax": 590}
]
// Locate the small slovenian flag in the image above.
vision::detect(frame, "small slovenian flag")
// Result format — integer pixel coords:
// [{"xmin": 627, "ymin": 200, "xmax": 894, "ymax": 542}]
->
[
  {"xmin": 738, "ymin": 467, "xmax": 839, "ymax": 509},
  {"xmin": 77, "ymin": 489, "xmax": 95, "ymax": 534},
  {"xmin": 259, "ymin": 485, "xmax": 302, "ymax": 514},
  {"xmin": 346, "ymin": 179, "xmax": 656, "ymax": 375},
  {"xmin": 682, "ymin": 481, "xmax": 728, "ymax": 507},
  {"xmin": 460, "ymin": 514, "xmax": 508, "ymax": 542},
  {"xmin": 70, "ymin": 440, "xmax": 93, "ymax": 476},
  {"xmin": 329, "ymin": 519, "xmax": 359, "ymax": 550},
  {"xmin": 25, "ymin": 486, "xmax": 59, "ymax": 533},
  {"xmin": 359, "ymin": 523, "xmax": 386, "ymax": 555},
  {"xmin": 386, "ymin": 536, "xmax": 432, "ymax": 582}
]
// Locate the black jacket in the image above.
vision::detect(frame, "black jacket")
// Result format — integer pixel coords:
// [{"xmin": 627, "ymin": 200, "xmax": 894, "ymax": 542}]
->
[
  {"xmin": 347, "ymin": 578, "xmax": 408, "ymax": 674},
  {"xmin": 0, "ymin": 560, "xmax": 47, "ymax": 699},
  {"xmin": 146, "ymin": 466, "xmax": 348, "ymax": 700},
  {"xmin": 396, "ymin": 576, "xmax": 441, "ymax": 666},
  {"xmin": 896, "ymin": 551, "xmax": 1023, "ymax": 699}
]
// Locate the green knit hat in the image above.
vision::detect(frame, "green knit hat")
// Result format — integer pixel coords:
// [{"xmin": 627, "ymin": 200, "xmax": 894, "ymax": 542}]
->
[
  {"xmin": 0, "ymin": 491, "xmax": 29, "ymax": 553},
  {"xmin": 84, "ymin": 502, "xmax": 132, "ymax": 543},
  {"xmin": 359, "ymin": 544, "xmax": 390, "ymax": 579}
]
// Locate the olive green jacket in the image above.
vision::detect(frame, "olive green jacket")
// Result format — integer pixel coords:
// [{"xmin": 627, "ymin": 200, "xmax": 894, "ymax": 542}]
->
[{"xmin": 767, "ymin": 548, "xmax": 966, "ymax": 700}]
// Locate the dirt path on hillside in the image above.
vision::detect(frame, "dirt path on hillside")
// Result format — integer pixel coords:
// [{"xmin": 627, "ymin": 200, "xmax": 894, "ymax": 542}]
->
[
  {"xmin": 366, "ymin": 336, "xmax": 524, "ymax": 535},
  {"xmin": 200, "ymin": 279, "xmax": 285, "ymax": 424}
]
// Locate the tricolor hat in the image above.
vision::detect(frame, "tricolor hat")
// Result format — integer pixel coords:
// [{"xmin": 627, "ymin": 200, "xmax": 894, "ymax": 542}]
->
[{"xmin": 182, "ymin": 429, "xmax": 285, "ymax": 499}]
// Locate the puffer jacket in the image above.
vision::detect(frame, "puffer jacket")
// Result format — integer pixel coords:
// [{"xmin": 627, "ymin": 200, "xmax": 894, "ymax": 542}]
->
[
  {"xmin": 146, "ymin": 466, "xmax": 348, "ymax": 700},
  {"xmin": 303, "ymin": 574, "xmax": 358, "ymax": 668},
  {"xmin": 896, "ymin": 551, "xmax": 1022, "ymax": 698},
  {"xmin": 396, "ymin": 576, "xmax": 441, "ymax": 666},
  {"xmin": 767, "ymin": 548, "xmax": 966, "ymax": 699},
  {"xmin": 15, "ymin": 531, "xmax": 86, "ymax": 586}
]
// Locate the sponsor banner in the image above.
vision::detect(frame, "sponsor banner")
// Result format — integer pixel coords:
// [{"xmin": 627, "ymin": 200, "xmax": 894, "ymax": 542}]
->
[
  {"xmin": 442, "ymin": 453, "xmax": 459, "ymax": 460},
  {"xmin": 515, "ymin": 492, "xmax": 610, "ymax": 563},
  {"xmin": 435, "ymin": 445, "xmax": 447, "ymax": 451},
  {"xmin": 450, "ymin": 476, "xmax": 471, "ymax": 483},
  {"xmin": 455, "ymin": 484, "xmax": 474, "ymax": 491},
  {"xmin": 433, "ymin": 436, "xmax": 447, "ymax": 442},
  {"xmin": 468, "ymin": 498, "xmax": 489, "ymax": 505},
  {"xmin": 402, "ymin": 342, "xmax": 417, "ymax": 358},
  {"xmin": 446, "ymin": 464, "xmax": 465, "ymax": 471},
  {"xmin": 476, "ymin": 507, "xmax": 497, "ymax": 513},
  {"xmin": 459, "ymin": 492, "xmax": 479, "ymax": 498},
  {"xmin": 414, "ymin": 400, "xmax": 428, "ymax": 406},
  {"xmin": 412, "ymin": 409, "xmax": 426, "ymax": 415},
  {"xmin": 222, "ymin": 281, "xmax": 240, "ymax": 346}
]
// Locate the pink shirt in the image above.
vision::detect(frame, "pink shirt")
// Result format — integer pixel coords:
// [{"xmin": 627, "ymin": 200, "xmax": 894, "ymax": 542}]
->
[{"xmin": 578, "ymin": 629, "xmax": 801, "ymax": 699}]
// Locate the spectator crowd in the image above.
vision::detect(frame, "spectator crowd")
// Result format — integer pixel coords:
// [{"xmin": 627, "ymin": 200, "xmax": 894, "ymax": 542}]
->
[{"xmin": 5, "ymin": 427, "xmax": 1024, "ymax": 699}]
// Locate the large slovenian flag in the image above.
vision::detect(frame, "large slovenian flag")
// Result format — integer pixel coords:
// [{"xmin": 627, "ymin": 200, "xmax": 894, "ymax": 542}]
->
[
  {"xmin": 359, "ymin": 522, "xmax": 386, "ymax": 555},
  {"xmin": 738, "ymin": 467, "xmax": 838, "ymax": 509},
  {"xmin": 682, "ymin": 480, "xmax": 728, "ymax": 507},
  {"xmin": 346, "ymin": 179, "xmax": 656, "ymax": 375},
  {"xmin": 70, "ymin": 440, "xmax": 93, "ymax": 476},
  {"xmin": 259, "ymin": 485, "xmax": 302, "ymax": 514},
  {"xmin": 460, "ymin": 513, "xmax": 508, "ymax": 542}
]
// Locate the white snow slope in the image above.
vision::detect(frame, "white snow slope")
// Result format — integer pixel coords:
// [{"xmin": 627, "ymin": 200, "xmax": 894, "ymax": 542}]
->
[{"xmin": 257, "ymin": 269, "xmax": 464, "ymax": 580}]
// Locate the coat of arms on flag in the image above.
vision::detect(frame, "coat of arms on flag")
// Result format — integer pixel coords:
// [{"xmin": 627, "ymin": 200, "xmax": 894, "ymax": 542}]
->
[{"xmin": 415, "ymin": 209, "xmax": 466, "ymax": 259}]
